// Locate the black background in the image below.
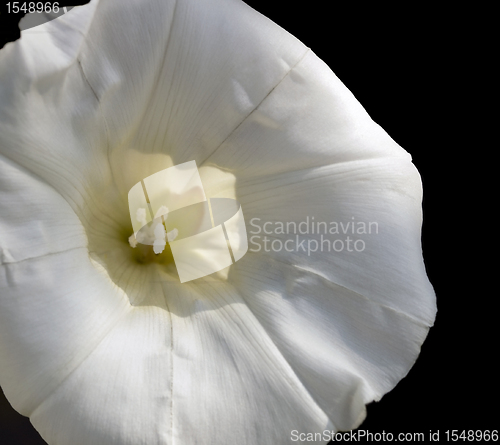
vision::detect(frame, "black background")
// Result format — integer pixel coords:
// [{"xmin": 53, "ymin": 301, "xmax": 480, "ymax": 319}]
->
[{"xmin": 0, "ymin": 2, "xmax": 492, "ymax": 444}]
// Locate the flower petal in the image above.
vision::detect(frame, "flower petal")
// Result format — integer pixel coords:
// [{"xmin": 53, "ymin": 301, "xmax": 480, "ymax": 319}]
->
[
  {"xmin": 203, "ymin": 50, "xmax": 410, "ymax": 175},
  {"xmin": 30, "ymin": 306, "xmax": 173, "ymax": 445},
  {"xmin": 29, "ymin": 281, "xmax": 336, "ymax": 445},
  {"xmin": 0, "ymin": 157, "xmax": 87, "ymax": 264},
  {"xmin": 224, "ymin": 158, "xmax": 436, "ymax": 429},
  {"xmin": 208, "ymin": 48, "xmax": 436, "ymax": 429},
  {"xmin": 0, "ymin": 0, "xmax": 308, "ymax": 200}
]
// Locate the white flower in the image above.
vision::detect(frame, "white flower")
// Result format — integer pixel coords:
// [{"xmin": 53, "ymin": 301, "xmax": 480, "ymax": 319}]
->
[{"xmin": 0, "ymin": 1, "xmax": 436, "ymax": 444}]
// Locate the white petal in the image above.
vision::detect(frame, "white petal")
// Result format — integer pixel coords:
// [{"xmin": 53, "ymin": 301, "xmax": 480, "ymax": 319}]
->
[
  {"xmin": 0, "ymin": 158, "xmax": 87, "ymax": 264},
  {"xmin": 0, "ymin": 0, "xmax": 307, "ymax": 199},
  {"xmin": 30, "ymin": 307, "xmax": 174, "ymax": 445},
  {"xmin": 0, "ymin": 1, "xmax": 114, "ymax": 213},
  {"xmin": 29, "ymin": 280, "xmax": 333, "ymax": 445},
  {"xmin": 0, "ymin": 246, "xmax": 130, "ymax": 415},
  {"xmin": 211, "ymin": 49, "xmax": 437, "ymax": 428},
  {"xmin": 203, "ymin": 50, "xmax": 409, "ymax": 175},
  {"xmin": 165, "ymin": 283, "xmax": 333, "ymax": 444}
]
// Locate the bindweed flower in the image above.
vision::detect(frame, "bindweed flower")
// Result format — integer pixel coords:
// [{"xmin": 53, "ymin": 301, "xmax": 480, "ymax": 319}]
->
[{"xmin": 0, "ymin": 0, "xmax": 436, "ymax": 444}]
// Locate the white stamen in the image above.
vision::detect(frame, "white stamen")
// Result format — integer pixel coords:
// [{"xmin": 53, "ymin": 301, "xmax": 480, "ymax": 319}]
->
[
  {"xmin": 154, "ymin": 205, "xmax": 169, "ymax": 219},
  {"xmin": 128, "ymin": 234, "xmax": 138, "ymax": 248},
  {"xmin": 153, "ymin": 239, "xmax": 166, "ymax": 254},
  {"xmin": 136, "ymin": 208, "xmax": 148, "ymax": 225},
  {"xmin": 167, "ymin": 228, "xmax": 179, "ymax": 242}
]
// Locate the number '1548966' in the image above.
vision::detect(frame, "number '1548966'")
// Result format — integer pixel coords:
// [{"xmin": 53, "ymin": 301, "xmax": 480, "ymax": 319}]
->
[{"xmin": 6, "ymin": 2, "xmax": 60, "ymax": 13}]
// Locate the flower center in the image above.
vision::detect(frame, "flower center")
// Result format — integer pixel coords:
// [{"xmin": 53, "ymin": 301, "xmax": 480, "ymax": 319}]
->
[{"xmin": 85, "ymin": 156, "xmax": 237, "ymax": 305}]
